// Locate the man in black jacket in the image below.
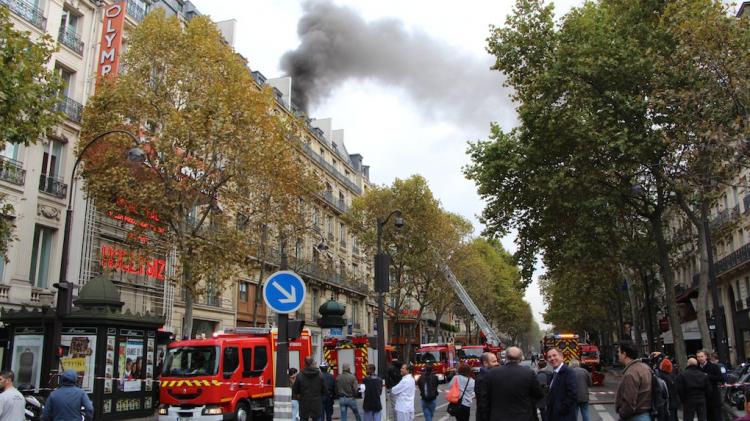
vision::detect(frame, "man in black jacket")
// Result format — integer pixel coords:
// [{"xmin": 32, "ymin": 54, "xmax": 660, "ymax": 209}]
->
[
  {"xmin": 320, "ymin": 363, "xmax": 336, "ymax": 421},
  {"xmin": 292, "ymin": 357, "xmax": 327, "ymax": 421},
  {"xmin": 417, "ymin": 362, "xmax": 439, "ymax": 421},
  {"xmin": 677, "ymin": 357, "xmax": 711, "ymax": 421},
  {"xmin": 546, "ymin": 348, "xmax": 577, "ymax": 421},
  {"xmin": 362, "ymin": 364, "xmax": 383, "ymax": 421},
  {"xmin": 476, "ymin": 352, "xmax": 500, "ymax": 421},
  {"xmin": 483, "ymin": 346, "xmax": 543, "ymax": 421},
  {"xmin": 697, "ymin": 350, "xmax": 723, "ymax": 421}
]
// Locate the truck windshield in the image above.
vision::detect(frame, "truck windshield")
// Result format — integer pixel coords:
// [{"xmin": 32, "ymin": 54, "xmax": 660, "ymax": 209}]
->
[
  {"xmin": 164, "ymin": 346, "xmax": 219, "ymax": 377},
  {"xmin": 415, "ymin": 351, "xmax": 441, "ymax": 363},
  {"xmin": 458, "ymin": 348, "xmax": 483, "ymax": 358},
  {"xmin": 582, "ymin": 351, "xmax": 598, "ymax": 358}
]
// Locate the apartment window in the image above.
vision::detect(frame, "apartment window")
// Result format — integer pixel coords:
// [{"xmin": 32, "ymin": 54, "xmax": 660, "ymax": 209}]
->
[
  {"xmin": 326, "ymin": 216, "xmax": 333, "ymax": 235},
  {"xmin": 745, "ymin": 277, "xmax": 750, "ymax": 301},
  {"xmin": 339, "ymin": 191, "xmax": 345, "ymax": 204},
  {"xmin": 739, "ymin": 229, "xmax": 745, "ymax": 248},
  {"xmin": 0, "ymin": 143, "xmax": 20, "ymax": 161},
  {"xmin": 734, "ymin": 186, "xmax": 740, "ymax": 207},
  {"xmin": 312, "ymin": 289, "xmax": 319, "ymax": 316},
  {"xmin": 313, "ymin": 207, "xmax": 320, "ymax": 227},
  {"xmin": 339, "ymin": 223, "xmax": 345, "ymax": 242},
  {"xmin": 29, "ymin": 225, "xmax": 54, "ymax": 289},
  {"xmin": 295, "ymin": 239, "xmax": 303, "ymax": 259},
  {"xmin": 332, "ymin": 159, "xmax": 337, "ymax": 170},
  {"xmin": 41, "ymin": 140, "xmax": 63, "ymax": 179},
  {"xmin": 352, "ymin": 301, "xmax": 359, "ymax": 325},
  {"xmin": 55, "ymin": 64, "xmax": 74, "ymax": 99},
  {"xmin": 59, "ymin": 8, "xmax": 79, "ymax": 33},
  {"xmin": 239, "ymin": 282, "xmax": 248, "ymax": 302}
]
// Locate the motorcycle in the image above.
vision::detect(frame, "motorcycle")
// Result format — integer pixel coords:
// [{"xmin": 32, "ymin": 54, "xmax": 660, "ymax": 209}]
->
[
  {"xmin": 18, "ymin": 385, "xmax": 44, "ymax": 421},
  {"xmin": 724, "ymin": 362, "xmax": 750, "ymax": 410}
]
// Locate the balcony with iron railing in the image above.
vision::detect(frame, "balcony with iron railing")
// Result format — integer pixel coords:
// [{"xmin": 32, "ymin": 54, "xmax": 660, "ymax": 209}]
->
[
  {"xmin": 126, "ymin": 0, "xmax": 148, "ymax": 23},
  {"xmin": 0, "ymin": 156, "xmax": 25, "ymax": 186},
  {"xmin": 710, "ymin": 205, "xmax": 740, "ymax": 230},
  {"xmin": 0, "ymin": 0, "xmax": 46, "ymax": 30},
  {"xmin": 39, "ymin": 174, "xmax": 67, "ymax": 198},
  {"xmin": 261, "ymin": 248, "xmax": 370, "ymax": 295},
  {"xmin": 716, "ymin": 242, "xmax": 750, "ymax": 276},
  {"xmin": 302, "ymin": 143, "xmax": 361, "ymax": 194},
  {"xmin": 55, "ymin": 96, "xmax": 83, "ymax": 123},
  {"xmin": 179, "ymin": 288, "xmax": 233, "ymax": 310},
  {"xmin": 320, "ymin": 190, "xmax": 349, "ymax": 213},
  {"xmin": 58, "ymin": 25, "xmax": 84, "ymax": 55}
]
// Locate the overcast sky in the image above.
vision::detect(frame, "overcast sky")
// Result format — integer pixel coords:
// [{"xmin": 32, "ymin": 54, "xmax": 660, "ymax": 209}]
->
[{"xmin": 192, "ymin": 0, "xmax": 585, "ymax": 329}]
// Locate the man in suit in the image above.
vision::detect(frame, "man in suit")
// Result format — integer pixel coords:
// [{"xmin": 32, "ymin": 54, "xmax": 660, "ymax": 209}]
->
[
  {"xmin": 481, "ymin": 346, "xmax": 542, "ymax": 421},
  {"xmin": 476, "ymin": 352, "xmax": 501, "ymax": 421},
  {"xmin": 697, "ymin": 350, "xmax": 723, "ymax": 421},
  {"xmin": 545, "ymin": 348, "xmax": 577, "ymax": 421}
]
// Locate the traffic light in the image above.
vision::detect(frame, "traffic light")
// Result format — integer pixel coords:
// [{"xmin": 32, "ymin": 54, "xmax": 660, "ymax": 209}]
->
[
  {"xmin": 374, "ymin": 253, "xmax": 390, "ymax": 293},
  {"xmin": 287, "ymin": 320, "xmax": 305, "ymax": 340}
]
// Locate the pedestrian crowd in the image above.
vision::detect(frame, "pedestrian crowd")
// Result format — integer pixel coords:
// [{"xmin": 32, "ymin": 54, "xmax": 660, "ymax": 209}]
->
[{"xmin": 285, "ymin": 342, "xmax": 734, "ymax": 421}]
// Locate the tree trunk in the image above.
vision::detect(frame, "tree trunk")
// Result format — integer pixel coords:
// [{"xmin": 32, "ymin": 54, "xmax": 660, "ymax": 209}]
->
[
  {"xmin": 697, "ymin": 203, "xmax": 715, "ymax": 351},
  {"xmin": 180, "ymin": 261, "xmax": 194, "ymax": 339},
  {"xmin": 652, "ymin": 216, "xmax": 688, "ymax": 367},
  {"xmin": 676, "ymin": 195, "xmax": 713, "ymax": 351},
  {"xmin": 620, "ymin": 265, "xmax": 643, "ymax": 351},
  {"xmin": 641, "ymin": 271, "xmax": 656, "ymax": 353}
]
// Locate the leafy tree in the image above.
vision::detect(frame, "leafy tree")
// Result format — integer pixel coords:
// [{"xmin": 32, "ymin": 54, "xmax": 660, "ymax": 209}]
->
[
  {"xmin": 79, "ymin": 10, "xmax": 312, "ymax": 336},
  {"xmin": 0, "ymin": 6, "xmax": 62, "ymax": 258},
  {"xmin": 469, "ymin": 0, "xmax": 695, "ymax": 363},
  {"xmin": 347, "ymin": 175, "xmax": 445, "ymax": 356}
]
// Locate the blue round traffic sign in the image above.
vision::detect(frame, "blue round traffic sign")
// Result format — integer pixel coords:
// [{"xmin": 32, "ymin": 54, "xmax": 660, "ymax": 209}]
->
[{"xmin": 262, "ymin": 270, "xmax": 307, "ymax": 314}]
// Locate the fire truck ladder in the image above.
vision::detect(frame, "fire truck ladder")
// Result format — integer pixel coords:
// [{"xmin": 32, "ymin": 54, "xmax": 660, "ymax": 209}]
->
[{"xmin": 440, "ymin": 264, "xmax": 502, "ymax": 347}]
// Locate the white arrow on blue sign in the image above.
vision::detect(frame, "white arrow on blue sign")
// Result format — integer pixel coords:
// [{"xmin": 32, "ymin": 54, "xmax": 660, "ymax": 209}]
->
[{"xmin": 262, "ymin": 270, "xmax": 307, "ymax": 314}]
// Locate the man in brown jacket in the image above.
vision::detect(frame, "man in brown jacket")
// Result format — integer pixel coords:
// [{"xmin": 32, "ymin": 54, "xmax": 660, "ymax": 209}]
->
[{"xmin": 615, "ymin": 342, "xmax": 652, "ymax": 421}]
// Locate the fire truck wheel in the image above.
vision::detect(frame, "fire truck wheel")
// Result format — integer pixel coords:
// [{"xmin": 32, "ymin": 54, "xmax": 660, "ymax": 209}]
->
[{"xmin": 234, "ymin": 402, "xmax": 249, "ymax": 421}]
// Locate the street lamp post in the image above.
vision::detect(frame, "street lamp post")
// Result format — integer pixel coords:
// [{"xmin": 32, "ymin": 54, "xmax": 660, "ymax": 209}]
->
[
  {"xmin": 375, "ymin": 210, "xmax": 403, "ymax": 378},
  {"xmin": 47, "ymin": 130, "xmax": 145, "ymax": 388}
]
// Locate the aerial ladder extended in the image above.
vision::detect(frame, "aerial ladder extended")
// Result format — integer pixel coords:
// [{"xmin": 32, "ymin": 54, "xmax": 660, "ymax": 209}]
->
[{"xmin": 440, "ymin": 264, "xmax": 502, "ymax": 347}]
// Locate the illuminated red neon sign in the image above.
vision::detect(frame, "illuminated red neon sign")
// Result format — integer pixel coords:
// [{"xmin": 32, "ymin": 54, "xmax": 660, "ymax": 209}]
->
[{"xmin": 100, "ymin": 245, "xmax": 166, "ymax": 281}]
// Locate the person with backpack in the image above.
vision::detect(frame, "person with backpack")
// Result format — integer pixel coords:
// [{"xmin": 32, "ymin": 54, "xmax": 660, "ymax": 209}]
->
[
  {"xmin": 657, "ymin": 359, "xmax": 680, "ymax": 421},
  {"xmin": 677, "ymin": 357, "xmax": 711, "ymax": 421},
  {"xmin": 614, "ymin": 342, "xmax": 651, "ymax": 421},
  {"xmin": 416, "ymin": 362, "xmax": 439, "ymax": 421}
]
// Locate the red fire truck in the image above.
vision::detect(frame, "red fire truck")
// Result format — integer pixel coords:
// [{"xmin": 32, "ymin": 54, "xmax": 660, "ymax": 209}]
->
[
  {"xmin": 413, "ymin": 343, "xmax": 457, "ymax": 382},
  {"xmin": 157, "ymin": 327, "xmax": 312, "ymax": 420},
  {"xmin": 322, "ymin": 336, "xmax": 396, "ymax": 382},
  {"xmin": 543, "ymin": 333, "xmax": 604, "ymax": 386},
  {"xmin": 456, "ymin": 344, "xmax": 484, "ymax": 373}
]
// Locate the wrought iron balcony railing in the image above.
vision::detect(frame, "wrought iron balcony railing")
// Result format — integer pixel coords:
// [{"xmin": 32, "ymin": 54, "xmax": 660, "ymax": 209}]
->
[
  {"xmin": 58, "ymin": 25, "xmax": 84, "ymax": 55},
  {"xmin": 0, "ymin": 156, "xmax": 25, "ymax": 186},
  {"xmin": 55, "ymin": 96, "xmax": 83, "ymax": 123},
  {"xmin": 0, "ymin": 0, "xmax": 46, "ymax": 30},
  {"xmin": 302, "ymin": 143, "xmax": 362, "ymax": 194},
  {"xmin": 38, "ymin": 174, "xmax": 67, "ymax": 198},
  {"xmin": 716, "ymin": 242, "xmax": 750, "ymax": 276}
]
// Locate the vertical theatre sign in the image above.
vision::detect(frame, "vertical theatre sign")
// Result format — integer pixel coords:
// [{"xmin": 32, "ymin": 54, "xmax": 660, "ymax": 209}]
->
[{"xmin": 97, "ymin": 2, "xmax": 127, "ymax": 79}]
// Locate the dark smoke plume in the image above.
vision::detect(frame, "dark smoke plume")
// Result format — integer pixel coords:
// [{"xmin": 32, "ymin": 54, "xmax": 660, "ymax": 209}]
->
[{"xmin": 281, "ymin": 0, "xmax": 510, "ymax": 127}]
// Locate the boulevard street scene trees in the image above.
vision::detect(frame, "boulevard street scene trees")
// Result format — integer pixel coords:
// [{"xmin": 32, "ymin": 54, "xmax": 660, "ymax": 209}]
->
[{"xmin": 0, "ymin": 0, "xmax": 748, "ymax": 418}]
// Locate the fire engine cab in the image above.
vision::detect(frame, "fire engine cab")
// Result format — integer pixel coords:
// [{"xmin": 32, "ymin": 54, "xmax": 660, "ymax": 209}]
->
[
  {"xmin": 456, "ymin": 344, "xmax": 485, "ymax": 373},
  {"xmin": 323, "ymin": 336, "xmax": 395, "ymax": 382},
  {"xmin": 158, "ymin": 327, "xmax": 312, "ymax": 421},
  {"xmin": 413, "ymin": 343, "xmax": 457, "ymax": 382}
]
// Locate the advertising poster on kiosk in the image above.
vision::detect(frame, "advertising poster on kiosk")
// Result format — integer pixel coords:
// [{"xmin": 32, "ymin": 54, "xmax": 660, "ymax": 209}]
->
[
  {"xmin": 11, "ymin": 335, "xmax": 43, "ymax": 390},
  {"xmin": 59, "ymin": 329, "xmax": 97, "ymax": 392},
  {"xmin": 118, "ymin": 338, "xmax": 143, "ymax": 392}
]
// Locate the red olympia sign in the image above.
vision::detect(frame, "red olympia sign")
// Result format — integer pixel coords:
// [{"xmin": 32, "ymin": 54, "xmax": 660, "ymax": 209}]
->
[
  {"xmin": 100, "ymin": 245, "xmax": 166, "ymax": 281},
  {"xmin": 97, "ymin": 2, "xmax": 127, "ymax": 79}
]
